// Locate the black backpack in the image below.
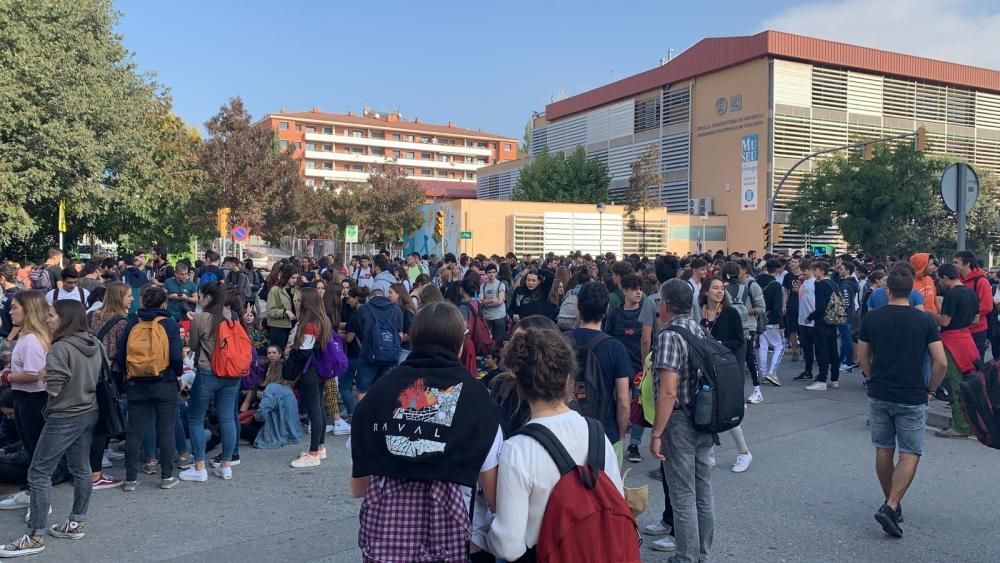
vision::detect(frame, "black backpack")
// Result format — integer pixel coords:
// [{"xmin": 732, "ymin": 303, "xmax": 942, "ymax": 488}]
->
[
  {"xmin": 224, "ymin": 270, "xmax": 242, "ymax": 291},
  {"xmin": 665, "ymin": 325, "xmax": 745, "ymax": 435},
  {"xmin": 566, "ymin": 332, "xmax": 612, "ymax": 421},
  {"xmin": 959, "ymin": 359, "xmax": 1000, "ymax": 450}
]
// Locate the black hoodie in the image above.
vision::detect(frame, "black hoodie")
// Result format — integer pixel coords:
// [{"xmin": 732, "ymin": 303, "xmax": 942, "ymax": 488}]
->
[
  {"xmin": 350, "ymin": 343, "xmax": 501, "ymax": 488},
  {"xmin": 756, "ymin": 273, "xmax": 784, "ymax": 326}
]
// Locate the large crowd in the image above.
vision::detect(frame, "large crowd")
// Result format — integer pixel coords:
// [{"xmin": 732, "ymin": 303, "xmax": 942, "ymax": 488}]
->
[{"xmin": 0, "ymin": 243, "xmax": 994, "ymax": 560}]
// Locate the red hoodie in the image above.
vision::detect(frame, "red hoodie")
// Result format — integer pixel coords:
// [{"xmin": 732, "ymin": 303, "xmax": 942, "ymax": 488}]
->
[{"xmin": 961, "ymin": 268, "xmax": 992, "ymax": 335}]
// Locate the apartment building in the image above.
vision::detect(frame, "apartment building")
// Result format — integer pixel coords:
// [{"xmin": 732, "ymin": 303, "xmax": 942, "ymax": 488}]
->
[
  {"xmin": 259, "ymin": 107, "xmax": 518, "ymax": 198},
  {"xmin": 499, "ymin": 30, "xmax": 1000, "ymax": 251}
]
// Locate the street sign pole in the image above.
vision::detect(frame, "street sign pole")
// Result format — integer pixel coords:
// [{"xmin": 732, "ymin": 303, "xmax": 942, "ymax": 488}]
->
[{"xmin": 957, "ymin": 164, "xmax": 967, "ymax": 251}]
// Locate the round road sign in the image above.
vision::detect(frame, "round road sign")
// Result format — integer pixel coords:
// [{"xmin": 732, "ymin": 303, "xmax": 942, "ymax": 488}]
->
[{"xmin": 231, "ymin": 225, "xmax": 250, "ymax": 242}]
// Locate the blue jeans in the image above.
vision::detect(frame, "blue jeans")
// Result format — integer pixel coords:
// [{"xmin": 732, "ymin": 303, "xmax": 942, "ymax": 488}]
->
[
  {"xmin": 188, "ymin": 368, "xmax": 240, "ymax": 463},
  {"xmin": 27, "ymin": 410, "xmax": 98, "ymax": 535},
  {"xmin": 868, "ymin": 398, "xmax": 928, "ymax": 456},
  {"xmin": 339, "ymin": 357, "xmax": 359, "ymax": 416},
  {"xmin": 356, "ymin": 360, "xmax": 393, "ymax": 393},
  {"xmin": 838, "ymin": 324, "xmax": 853, "ymax": 366}
]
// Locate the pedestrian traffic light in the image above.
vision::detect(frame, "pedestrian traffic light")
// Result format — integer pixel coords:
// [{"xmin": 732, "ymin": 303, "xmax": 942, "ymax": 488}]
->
[
  {"xmin": 217, "ymin": 207, "xmax": 231, "ymax": 238},
  {"xmin": 863, "ymin": 143, "xmax": 874, "ymax": 161},
  {"xmin": 433, "ymin": 209, "xmax": 445, "ymax": 240},
  {"xmin": 915, "ymin": 126, "xmax": 927, "ymax": 152},
  {"xmin": 762, "ymin": 223, "xmax": 771, "ymax": 250}
]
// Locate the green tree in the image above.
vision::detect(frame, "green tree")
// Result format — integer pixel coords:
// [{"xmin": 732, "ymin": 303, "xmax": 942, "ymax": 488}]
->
[
  {"xmin": 789, "ymin": 143, "xmax": 999, "ymax": 258},
  {"xmin": 520, "ymin": 118, "xmax": 533, "ymax": 157},
  {"xmin": 0, "ymin": 0, "xmax": 163, "ymax": 257},
  {"xmin": 624, "ymin": 145, "xmax": 661, "ymax": 252},
  {"xmin": 512, "ymin": 147, "xmax": 609, "ymax": 203},
  {"xmin": 334, "ymin": 165, "xmax": 424, "ymax": 248}
]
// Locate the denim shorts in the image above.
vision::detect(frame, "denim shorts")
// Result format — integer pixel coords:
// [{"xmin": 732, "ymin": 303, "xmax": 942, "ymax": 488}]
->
[{"xmin": 868, "ymin": 398, "xmax": 928, "ymax": 455}]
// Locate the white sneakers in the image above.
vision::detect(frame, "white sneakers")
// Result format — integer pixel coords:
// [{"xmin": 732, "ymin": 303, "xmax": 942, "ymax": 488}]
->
[
  {"xmin": 642, "ymin": 521, "xmax": 671, "ymax": 536},
  {"xmin": 178, "ymin": 468, "xmax": 208, "ymax": 482},
  {"xmin": 732, "ymin": 452, "xmax": 753, "ymax": 473},
  {"xmin": 101, "ymin": 454, "xmax": 113, "ymax": 468},
  {"xmin": 830, "ymin": 381, "xmax": 840, "ymax": 389},
  {"xmin": 0, "ymin": 491, "xmax": 30, "ymax": 510},
  {"xmin": 291, "ymin": 452, "xmax": 321, "ymax": 468},
  {"xmin": 651, "ymin": 536, "xmax": 677, "ymax": 552},
  {"xmin": 764, "ymin": 372, "xmax": 781, "ymax": 386},
  {"xmin": 805, "ymin": 382, "xmax": 828, "ymax": 391},
  {"xmin": 212, "ymin": 466, "xmax": 233, "ymax": 480},
  {"xmin": 747, "ymin": 389, "xmax": 763, "ymax": 404},
  {"xmin": 330, "ymin": 419, "xmax": 352, "ymax": 436}
]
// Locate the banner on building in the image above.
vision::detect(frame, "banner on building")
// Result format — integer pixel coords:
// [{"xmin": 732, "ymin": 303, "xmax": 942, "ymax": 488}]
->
[{"xmin": 741, "ymin": 133, "xmax": 758, "ymax": 211}]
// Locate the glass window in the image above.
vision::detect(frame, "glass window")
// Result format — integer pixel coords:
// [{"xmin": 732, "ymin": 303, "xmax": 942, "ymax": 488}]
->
[
  {"xmin": 421, "ymin": 136, "xmax": 433, "ymax": 143},
  {"xmin": 305, "ymin": 161, "xmax": 316, "ymax": 169},
  {"xmin": 372, "ymin": 148, "xmax": 385, "ymax": 156},
  {"xmin": 405, "ymin": 134, "xmax": 415, "ymax": 142},
  {"xmin": 295, "ymin": 124, "xmax": 302, "ymax": 131},
  {"xmin": 466, "ymin": 172, "xmax": 475, "ymax": 179},
  {"xmin": 323, "ymin": 127, "xmax": 333, "ymax": 134},
  {"xmin": 306, "ymin": 126, "xmax": 316, "ymax": 133},
  {"xmin": 405, "ymin": 152, "xmax": 415, "ymax": 159},
  {"xmin": 407, "ymin": 168, "xmax": 415, "ymax": 175},
  {"xmin": 351, "ymin": 146, "xmax": 364, "ymax": 154},
  {"xmin": 306, "ymin": 143, "xmax": 316, "ymax": 151},
  {"xmin": 323, "ymin": 144, "xmax": 332, "ymax": 151},
  {"xmin": 392, "ymin": 150, "xmax": 401, "ymax": 158},
  {"xmin": 371, "ymin": 131, "xmax": 385, "ymax": 140},
  {"xmin": 352, "ymin": 130, "xmax": 363, "ymax": 138},
  {"xmin": 422, "ymin": 153, "xmax": 433, "ymax": 160},
  {"xmin": 323, "ymin": 162, "xmax": 332, "ymax": 170},
  {"xmin": 437, "ymin": 170, "xmax": 448, "ymax": 177},
  {"xmin": 279, "ymin": 121, "xmax": 289, "ymax": 130},
  {"xmin": 279, "ymin": 139, "xmax": 289, "ymax": 149},
  {"xmin": 421, "ymin": 169, "xmax": 432, "ymax": 176},
  {"xmin": 504, "ymin": 143, "xmax": 512, "ymax": 151},
  {"xmin": 392, "ymin": 133, "xmax": 401, "ymax": 141},
  {"xmin": 352, "ymin": 164, "xmax": 364, "ymax": 172},
  {"xmin": 305, "ymin": 179, "xmax": 315, "ymax": 187}
]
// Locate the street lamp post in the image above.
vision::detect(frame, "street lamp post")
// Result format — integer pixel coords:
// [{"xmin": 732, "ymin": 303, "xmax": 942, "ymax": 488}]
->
[
  {"xmin": 596, "ymin": 202, "xmax": 606, "ymax": 257},
  {"xmin": 700, "ymin": 212, "xmax": 707, "ymax": 254}
]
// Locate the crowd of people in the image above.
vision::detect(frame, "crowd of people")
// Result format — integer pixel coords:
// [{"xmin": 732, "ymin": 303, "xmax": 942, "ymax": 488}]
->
[{"xmin": 0, "ymin": 243, "xmax": 992, "ymax": 559}]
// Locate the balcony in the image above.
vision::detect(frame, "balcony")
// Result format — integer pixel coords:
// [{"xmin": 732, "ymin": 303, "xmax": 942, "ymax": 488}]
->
[
  {"xmin": 304, "ymin": 132, "xmax": 493, "ymax": 157},
  {"xmin": 302, "ymin": 167, "xmax": 473, "ymax": 184},
  {"xmin": 304, "ymin": 150, "xmax": 482, "ymax": 171}
]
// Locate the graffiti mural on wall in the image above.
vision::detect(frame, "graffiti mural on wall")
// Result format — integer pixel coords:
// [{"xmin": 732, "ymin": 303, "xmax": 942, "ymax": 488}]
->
[{"xmin": 403, "ymin": 204, "xmax": 460, "ymax": 257}]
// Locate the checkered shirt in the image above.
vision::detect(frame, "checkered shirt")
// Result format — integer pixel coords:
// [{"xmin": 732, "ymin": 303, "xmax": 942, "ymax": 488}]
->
[{"xmin": 653, "ymin": 314, "xmax": 707, "ymax": 411}]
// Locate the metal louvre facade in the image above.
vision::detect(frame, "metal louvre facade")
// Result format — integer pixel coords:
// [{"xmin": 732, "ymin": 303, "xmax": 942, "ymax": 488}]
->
[
  {"xmin": 476, "ymin": 166, "xmax": 520, "ymax": 200},
  {"xmin": 771, "ymin": 58, "xmax": 1000, "ymax": 250}
]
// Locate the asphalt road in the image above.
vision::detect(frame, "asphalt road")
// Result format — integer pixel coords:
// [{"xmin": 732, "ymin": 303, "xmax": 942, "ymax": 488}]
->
[{"xmin": 1, "ymin": 358, "xmax": 997, "ymax": 562}]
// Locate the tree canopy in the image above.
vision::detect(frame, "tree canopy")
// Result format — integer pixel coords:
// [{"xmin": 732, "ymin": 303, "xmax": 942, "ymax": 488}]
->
[{"xmin": 512, "ymin": 147, "xmax": 610, "ymax": 203}]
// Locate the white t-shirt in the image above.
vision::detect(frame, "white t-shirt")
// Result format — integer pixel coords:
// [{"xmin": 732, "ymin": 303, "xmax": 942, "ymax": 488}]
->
[
  {"xmin": 10, "ymin": 333, "xmax": 47, "ymax": 393},
  {"xmin": 46, "ymin": 286, "xmax": 90, "ymax": 305},
  {"xmin": 486, "ymin": 410, "xmax": 623, "ymax": 561},
  {"xmin": 798, "ymin": 277, "xmax": 816, "ymax": 327}
]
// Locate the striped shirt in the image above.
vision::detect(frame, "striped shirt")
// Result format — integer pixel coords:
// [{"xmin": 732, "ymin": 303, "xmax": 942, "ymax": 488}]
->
[{"xmin": 653, "ymin": 314, "xmax": 707, "ymax": 411}]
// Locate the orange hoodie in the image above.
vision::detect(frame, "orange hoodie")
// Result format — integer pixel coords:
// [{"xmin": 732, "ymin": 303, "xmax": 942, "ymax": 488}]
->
[{"xmin": 910, "ymin": 253, "xmax": 938, "ymax": 315}]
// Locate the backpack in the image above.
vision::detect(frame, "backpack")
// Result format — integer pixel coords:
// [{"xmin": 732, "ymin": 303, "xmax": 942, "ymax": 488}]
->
[
  {"xmin": 725, "ymin": 284, "xmax": 751, "ymax": 334},
  {"xmin": 959, "ymin": 359, "xmax": 1000, "ymax": 450},
  {"xmin": 306, "ymin": 331, "xmax": 349, "ymax": 381},
  {"xmin": 566, "ymin": 332, "xmax": 612, "ymax": 421},
  {"xmin": 211, "ymin": 320, "xmax": 253, "ymax": 378},
  {"xmin": 557, "ymin": 287, "xmax": 581, "ymax": 331},
  {"xmin": 665, "ymin": 325, "xmax": 745, "ymax": 435},
  {"xmin": 29, "ymin": 266, "xmax": 53, "ymax": 290},
  {"xmin": 224, "ymin": 270, "xmax": 242, "ymax": 291},
  {"xmin": 465, "ymin": 301, "xmax": 494, "ymax": 356},
  {"xmin": 199, "ymin": 266, "xmax": 221, "ymax": 288},
  {"xmin": 823, "ymin": 279, "xmax": 847, "ymax": 326},
  {"xmin": 364, "ymin": 304, "xmax": 402, "ymax": 365},
  {"xmin": 860, "ymin": 287, "xmax": 874, "ymax": 318},
  {"xmin": 126, "ymin": 316, "xmax": 171, "ymax": 378},
  {"xmin": 49, "ymin": 286, "xmax": 86, "ymax": 304},
  {"xmin": 516, "ymin": 417, "xmax": 641, "ymax": 563}
]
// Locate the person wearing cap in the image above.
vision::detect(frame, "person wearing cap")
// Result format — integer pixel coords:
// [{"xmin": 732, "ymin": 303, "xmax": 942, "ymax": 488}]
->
[{"xmin": 46, "ymin": 270, "xmax": 90, "ymax": 305}]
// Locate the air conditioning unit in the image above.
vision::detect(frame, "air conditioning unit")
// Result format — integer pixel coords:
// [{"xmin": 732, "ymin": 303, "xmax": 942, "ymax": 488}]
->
[{"xmin": 688, "ymin": 197, "xmax": 713, "ymax": 215}]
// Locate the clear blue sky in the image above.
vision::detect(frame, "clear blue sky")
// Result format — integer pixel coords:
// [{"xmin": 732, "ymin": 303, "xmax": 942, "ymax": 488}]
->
[{"xmin": 115, "ymin": 0, "xmax": 803, "ymax": 139}]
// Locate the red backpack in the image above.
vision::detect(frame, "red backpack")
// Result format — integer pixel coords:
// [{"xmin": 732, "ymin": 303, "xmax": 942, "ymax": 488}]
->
[
  {"xmin": 210, "ymin": 320, "xmax": 253, "ymax": 378},
  {"xmin": 516, "ymin": 417, "xmax": 641, "ymax": 563},
  {"xmin": 465, "ymin": 300, "xmax": 494, "ymax": 356}
]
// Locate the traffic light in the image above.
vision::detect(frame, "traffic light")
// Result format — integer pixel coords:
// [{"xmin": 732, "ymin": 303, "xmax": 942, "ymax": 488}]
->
[
  {"xmin": 773, "ymin": 223, "xmax": 785, "ymax": 244},
  {"xmin": 433, "ymin": 209, "xmax": 445, "ymax": 240},
  {"xmin": 915, "ymin": 126, "xmax": 927, "ymax": 152},
  {"xmin": 863, "ymin": 143, "xmax": 874, "ymax": 161},
  {"xmin": 217, "ymin": 207, "xmax": 231, "ymax": 238},
  {"xmin": 762, "ymin": 223, "xmax": 771, "ymax": 250}
]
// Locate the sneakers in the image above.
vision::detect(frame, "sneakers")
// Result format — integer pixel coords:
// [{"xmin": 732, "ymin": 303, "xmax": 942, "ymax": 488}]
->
[
  {"xmin": 212, "ymin": 466, "xmax": 233, "ymax": 480},
  {"xmin": 330, "ymin": 419, "xmax": 352, "ymax": 436},
  {"xmin": 805, "ymin": 382, "xmax": 828, "ymax": 391},
  {"xmin": 122, "ymin": 481, "xmax": 138, "ymax": 492},
  {"xmin": 91, "ymin": 474, "xmax": 123, "ymax": 490},
  {"xmin": 642, "ymin": 521, "xmax": 671, "ymax": 536},
  {"xmin": 142, "ymin": 460, "xmax": 160, "ymax": 475},
  {"xmin": 747, "ymin": 389, "xmax": 763, "ymax": 404},
  {"xmin": 0, "ymin": 535, "xmax": 44, "ymax": 557},
  {"xmin": 838, "ymin": 363, "xmax": 854, "ymax": 373},
  {"xmin": 160, "ymin": 477, "xmax": 179, "ymax": 490},
  {"xmin": 101, "ymin": 454, "xmax": 113, "ymax": 468},
  {"xmin": 176, "ymin": 456, "xmax": 194, "ymax": 470},
  {"xmin": 291, "ymin": 452, "xmax": 321, "ymax": 468},
  {"xmin": 48, "ymin": 520, "xmax": 85, "ymax": 540},
  {"xmin": 177, "ymin": 468, "xmax": 208, "ymax": 482},
  {"xmin": 626, "ymin": 444, "xmax": 642, "ymax": 463},
  {"xmin": 764, "ymin": 373, "xmax": 781, "ymax": 386},
  {"xmin": 300, "ymin": 446, "xmax": 327, "ymax": 460},
  {"xmin": 875, "ymin": 503, "xmax": 903, "ymax": 537},
  {"xmin": 935, "ymin": 427, "xmax": 971, "ymax": 438},
  {"xmin": 731, "ymin": 452, "xmax": 753, "ymax": 473},
  {"xmin": 829, "ymin": 381, "xmax": 840, "ymax": 389},
  {"xmin": 210, "ymin": 453, "xmax": 240, "ymax": 468},
  {"xmin": 793, "ymin": 372, "xmax": 813, "ymax": 381},
  {"xmin": 651, "ymin": 536, "xmax": 677, "ymax": 552},
  {"xmin": 104, "ymin": 448, "xmax": 124, "ymax": 461},
  {"xmin": 0, "ymin": 491, "xmax": 30, "ymax": 510}
]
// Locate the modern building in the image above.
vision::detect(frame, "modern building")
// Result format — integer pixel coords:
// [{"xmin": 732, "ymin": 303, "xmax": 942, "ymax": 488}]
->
[
  {"xmin": 487, "ymin": 30, "xmax": 1000, "ymax": 251},
  {"xmin": 403, "ymin": 199, "xmax": 728, "ymax": 258},
  {"xmin": 258, "ymin": 107, "xmax": 518, "ymax": 199}
]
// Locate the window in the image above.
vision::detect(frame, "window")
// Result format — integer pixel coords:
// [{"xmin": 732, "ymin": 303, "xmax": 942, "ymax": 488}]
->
[
  {"xmin": 352, "ymin": 130, "xmax": 363, "ymax": 138},
  {"xmin": 440, "ymin": 155, "xmax": 451, "ymax": 162},
  {"xmin": 305, "ymin": 161, "xmax": 316, "ymax": 169},
  {"xmin": 372, "ymin": 148, "xmax": 385, "ymax": 156},
  {"xmin": 305, "ymin": 179, "xmax": 315, "ymax": 187},
  {"xmin": 295, "ymin": 124, "xmax": 302, "ymax": 131},
  {"xmin": 295, "ymin": 142, "xmax": 302, "ymax": 149},
  {"xmin": 306, "ymin": 126, "xmax": 316, "ymax": 133},
  {"xmin": 634, "ymin": 96, "xmax": 661, "ymax": 133},
  {"xmin": 421, "ymin": 168, "xmax": 432, "ymax": 176},
  {"xmin": 371, "ymin": 131, "xmax": 385, "ymax": 140},
  {"xmin": 421, "ymin": 136, "xmax": 433, "ymax": 143},
  {"xmin": 322, "ymin": 127, "xmax": 333, "ymax": 134},
  {"xmin": 477, "ymin": 157, "xmax": 488, "ymax": 164},
  {"xmin": 504, "ymin": 143, "xmax": 512, "ymax": 151},
  {"xmin": 392, "ymin": 133, "xmax": 401, "ymax": 141},
  {"xmin": 322, "ymin": 162, "xmax": 332, "ymax": 170},
  {"xmin": 322, "ymin": 144, "xmax": 333, "ymax": 151},
  {"xmin": 392, "ymin": 150, "xmax": 401, "ymax": 158},
  {"xmin": 437, "ymin": 170, "xmax": 449, "ymax": 177},
  {"xmin": 422, "ymin": 152, "xmax": 433, "ymax": 160},
  {"xmin": 279, "ymin": 139, "xmax": 289, "ymax": 149},
  {"xmin": 405, "ymin": 134, "xmax": 415, "ymax": 142},
  {"xmin": 405, "ymin": 151, "xmax": 415, "ymax": 159},
  {"xmin": 279, "ymin": 121, "xmax": 289, "ymax": 130},
  {"xmin": 352, "ymin": 164, "xmax": 364, "ymax": 172},
  {"xmin": 306, "ymin": 143, "xmax": 316, "ymax": 151},
  {"xmin": 351, "ymin": 146, "xmax": 364, "ymax": 154},
  {"xmin": 407, "ymin": 168, "xmax": 415, "ymax": 175}
]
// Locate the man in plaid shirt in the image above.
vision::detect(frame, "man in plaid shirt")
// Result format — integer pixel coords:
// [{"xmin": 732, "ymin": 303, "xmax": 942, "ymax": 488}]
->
[{"xmin": 649, "ymin": 278, "xmax": 715, "ymax": 563}]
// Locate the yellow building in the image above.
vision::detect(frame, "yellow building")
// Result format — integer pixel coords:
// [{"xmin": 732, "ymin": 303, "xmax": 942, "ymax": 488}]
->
[{"xmin": 403, "ymin": 199, "xmax": 727, "ymax": 257}]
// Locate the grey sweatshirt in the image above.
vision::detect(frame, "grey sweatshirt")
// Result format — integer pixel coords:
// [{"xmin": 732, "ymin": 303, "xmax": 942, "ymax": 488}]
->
[{"xmin": 45, "ymin": 332, "xmax": 102, "ymax": 418}]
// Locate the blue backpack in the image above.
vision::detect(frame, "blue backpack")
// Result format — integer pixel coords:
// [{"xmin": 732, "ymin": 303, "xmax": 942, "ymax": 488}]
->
[
  {"xmin": 199, "ymin": 266, "xmax": 221, "ymax": 288},
  {"xmin": 364, "ymin": 304, "xmax": 401, "ymax": 366},
  {"xmin": 307, "ymin": 332, "xmax": 349, "ymax": 381}
]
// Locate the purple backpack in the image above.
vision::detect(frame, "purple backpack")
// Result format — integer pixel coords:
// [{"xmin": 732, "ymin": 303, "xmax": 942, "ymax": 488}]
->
[
  {"xmin": 241, "ymin": 348, "xmax": 264, "ymax": 391},
  {"xmin": 306, "ymin": 332, "xmax": 349, "ymax": 381}
]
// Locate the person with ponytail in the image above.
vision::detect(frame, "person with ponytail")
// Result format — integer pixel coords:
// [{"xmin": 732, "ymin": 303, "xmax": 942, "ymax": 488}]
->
[{"xmin": 287, "ymin": 287, "xmax": 333, "ymax": 468}]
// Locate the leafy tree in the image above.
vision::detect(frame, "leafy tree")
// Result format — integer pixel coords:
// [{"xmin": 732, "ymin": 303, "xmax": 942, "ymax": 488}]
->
[
  {"xmin": 512, "ymin": 147, "xmax": 609, "ymax": 203},
  {"xmin": 199, "ymin": 97, "xmax": 304, "ymax": 240},
  {"xmin": 624, "ymin": 145, "xmax": 661, "ymax": 252},
  {"xmin": 334, "ymin": 165, "xmax": 424, "ymax": 248},
  {"xmin": 520, "ymin": 118, "xmax": 533, "ymax": 157},
  {"xmin": 789, "ymin": 143, "xmax": 999, "ymax": 258}
]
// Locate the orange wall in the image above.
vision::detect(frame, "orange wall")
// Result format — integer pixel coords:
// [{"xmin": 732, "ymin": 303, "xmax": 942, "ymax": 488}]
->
[{"xmin": 689, "ymin": 58, "xmax": 771, "ymax": 253}]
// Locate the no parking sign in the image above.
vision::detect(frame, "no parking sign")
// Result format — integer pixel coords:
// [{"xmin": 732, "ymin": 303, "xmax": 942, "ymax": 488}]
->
[{"xmin": 231, "ymin": 225, "xmax": 250, "ymax": 242}]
